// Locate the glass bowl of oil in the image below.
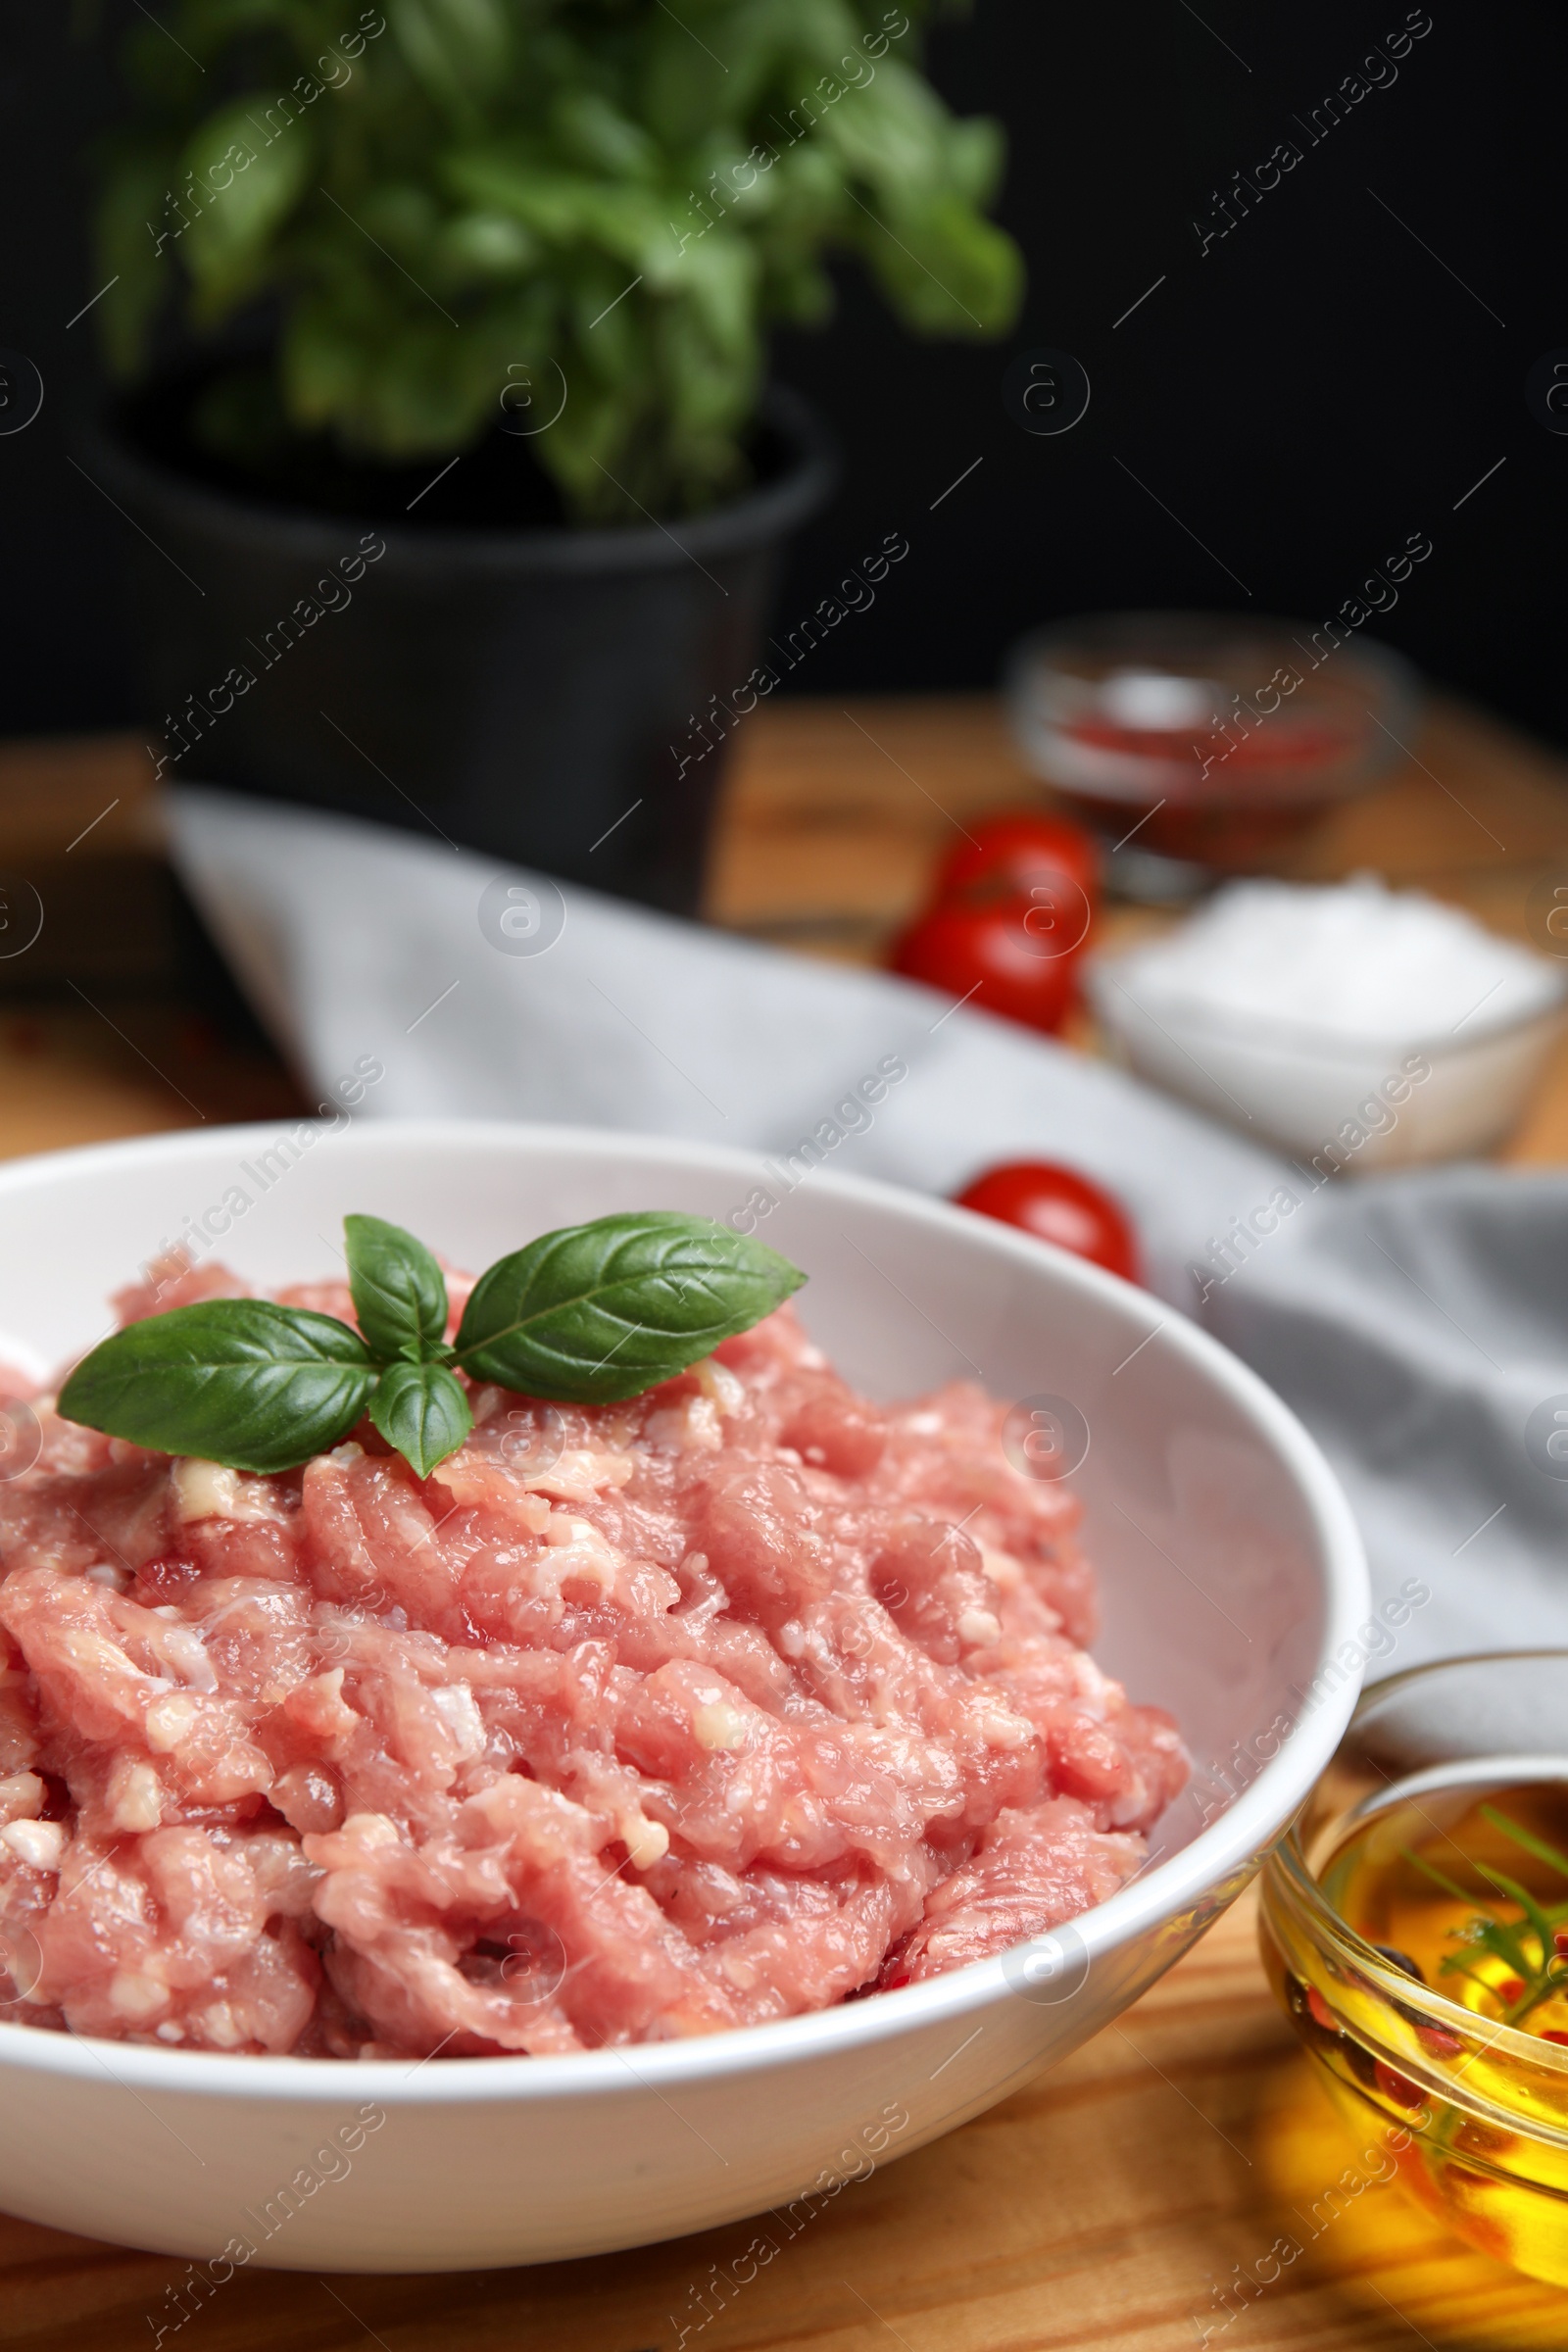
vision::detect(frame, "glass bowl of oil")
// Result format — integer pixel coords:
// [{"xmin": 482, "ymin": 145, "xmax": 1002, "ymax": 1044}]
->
[{"xmin": 1260, "ymin": 1651, "xmax": 1568, "ymax": 2283}]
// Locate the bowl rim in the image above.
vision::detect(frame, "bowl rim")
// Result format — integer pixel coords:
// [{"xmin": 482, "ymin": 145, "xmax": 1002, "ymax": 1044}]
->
[{"xmin": 0, "ymin": 1118, "xmax": 1371, "ymax": 2105}]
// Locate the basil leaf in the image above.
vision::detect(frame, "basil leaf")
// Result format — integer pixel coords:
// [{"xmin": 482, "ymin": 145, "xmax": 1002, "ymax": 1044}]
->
[
  {"xmin": 368, "ymin": 1359, "xmax": 473, "ymax": 1479},
  {"xmin": 344, "ymin": 1213, "xmax": 450, "ymax": 1363},
  {"xmin": 57, "ymin": 1300, "xmax": 377, "ymax": 1475},
  {"xmin": 452, "ymin": 1211, "xmax": 805, "ymax": 1402}
]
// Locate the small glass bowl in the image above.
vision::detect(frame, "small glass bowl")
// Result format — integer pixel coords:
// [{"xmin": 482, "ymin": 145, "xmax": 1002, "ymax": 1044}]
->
[
  {"xmin": 1004, "ymin": 612, "xmax": 1421, "ymax": 899},
  {"xmin": 1261, "ymin": 1653, "xmax": 1568, "ymax": 2284}
]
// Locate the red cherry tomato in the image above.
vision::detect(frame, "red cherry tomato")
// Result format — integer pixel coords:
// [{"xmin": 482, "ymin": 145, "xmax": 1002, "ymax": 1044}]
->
[
  {"xmin": 953, "ymin": 1159, "xmax": 1141, "ymax": 1282},
  {"xmin": 890, "ymin": 894, "xmax": 1082, "ymax": 1034},
  {"xmin": 934, "ymin": 811, "xmax": 1099, "ymax": 911}
]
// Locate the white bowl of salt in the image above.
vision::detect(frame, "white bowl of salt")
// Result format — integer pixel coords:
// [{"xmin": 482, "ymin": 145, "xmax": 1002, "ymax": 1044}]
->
[{"xmin": 1089, "ymin": 875, "xmax": 1567, "ymax": 1166}]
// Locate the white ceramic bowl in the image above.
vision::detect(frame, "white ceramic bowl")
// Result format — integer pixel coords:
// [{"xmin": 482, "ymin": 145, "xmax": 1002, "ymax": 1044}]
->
[
  {"xmin": 1090, "ymin": 955, "xmax": 1565, "ymax": 1165},
  {"xmin": 0, "ymin": 1121, "xmax": 1369, "ymax": 2272}
]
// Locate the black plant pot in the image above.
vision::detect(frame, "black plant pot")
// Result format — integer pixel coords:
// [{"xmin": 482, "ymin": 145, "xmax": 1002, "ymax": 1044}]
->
[{"xmin": 90, "ymin": 381, "xmax": 835, "ymax": 916}]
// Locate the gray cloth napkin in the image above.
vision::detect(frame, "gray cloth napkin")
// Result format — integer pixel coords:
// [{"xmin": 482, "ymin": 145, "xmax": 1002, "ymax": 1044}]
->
[
  {"xmin": 1202, "ymin": 1167, "xmax": 1568, "ymax": 1663},
  {"xmin": 170, "ymin": 785, "xmax": 1568, "ymax": 1665}
]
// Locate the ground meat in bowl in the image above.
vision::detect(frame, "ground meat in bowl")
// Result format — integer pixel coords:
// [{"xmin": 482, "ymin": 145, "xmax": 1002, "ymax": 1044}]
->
[{"xmin": 0, "ymin": 1261, "xmax": 1186, "ymax": 2058}]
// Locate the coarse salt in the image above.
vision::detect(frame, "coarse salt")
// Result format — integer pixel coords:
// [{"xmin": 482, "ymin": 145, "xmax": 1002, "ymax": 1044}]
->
[{"xmin": 1112, "ymin": 876, "xmax": 1562, "ymax": 1048}]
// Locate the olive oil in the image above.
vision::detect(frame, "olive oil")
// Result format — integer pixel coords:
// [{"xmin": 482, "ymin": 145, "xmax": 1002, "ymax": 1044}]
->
[
  {"xmin": 1323, "ymin": 1777, "xmax": 1568, "ymax": 2042},
  {"xmin": 1263, "ymin": 1767, "xmax": 1568, "ymax": 2285}
]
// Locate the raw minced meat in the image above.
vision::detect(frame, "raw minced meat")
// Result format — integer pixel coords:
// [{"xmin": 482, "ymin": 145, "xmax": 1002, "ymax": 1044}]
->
[{"xmin": 0, "ymin": 1256, "xmax": 1186, "ymax": 2058}]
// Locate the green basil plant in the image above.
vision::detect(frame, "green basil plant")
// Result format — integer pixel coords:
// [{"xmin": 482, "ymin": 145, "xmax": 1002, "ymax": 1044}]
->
[{"xmin": 93, "ymin": 0, "xmax": 1023, "ymax": 520}]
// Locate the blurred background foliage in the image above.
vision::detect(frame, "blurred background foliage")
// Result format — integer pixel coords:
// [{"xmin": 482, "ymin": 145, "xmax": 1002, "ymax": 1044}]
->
[
  {"xmin": 13, "ymin": 2, "xmax": 1558, "ymax": 741},
  {"xmin": 94, "ymin": 0, "xmax": 1022, "ymax": 519}
]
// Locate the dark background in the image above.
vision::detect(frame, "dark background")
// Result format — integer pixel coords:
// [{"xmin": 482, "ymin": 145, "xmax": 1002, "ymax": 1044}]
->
[{"xmin": 3, "ymin": 0, "xmax": 1562, "ymax": 742}]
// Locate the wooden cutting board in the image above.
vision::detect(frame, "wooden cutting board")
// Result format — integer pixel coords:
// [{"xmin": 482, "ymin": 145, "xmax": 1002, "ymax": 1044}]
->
[{"xmin": 1, "ymin": 697, "xmax": 1566, "ymax": 2344}]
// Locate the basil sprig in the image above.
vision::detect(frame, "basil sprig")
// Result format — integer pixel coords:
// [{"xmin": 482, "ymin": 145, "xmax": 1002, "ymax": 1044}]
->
[
  {"xmin": 55, "ymin": 1299, "xmax": 380, "ymax": 1478},
  {"xmin": 453, "ymin": 1210, "xmax": 803, "ymax": 1402},
  {"xmin": 344, "ymin": 1212, "xmax": 449, "ymax": 1363},
  {"xmin": 57, "ymin": 1210, "xmax": 803, "ymax": 1480}
]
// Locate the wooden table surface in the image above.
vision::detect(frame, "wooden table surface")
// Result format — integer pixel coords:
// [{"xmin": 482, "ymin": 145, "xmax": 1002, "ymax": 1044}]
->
[{"xmin": 4, "ymin": 699, "xmax": 1568, "ymax": 2348}]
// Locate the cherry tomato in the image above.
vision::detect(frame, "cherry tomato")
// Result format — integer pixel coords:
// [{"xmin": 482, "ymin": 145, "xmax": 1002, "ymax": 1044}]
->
[
  {"xmin": 933, "ymin": 811, "xmax": 1098, "ymax": 914},
  {"xmin": 890, "ymin": 894, "xmax": 1082, "ymax": 1033},
  {"xmin": 953, "ymin": 1159, "xmax": 1141, "ymax": 1283}
]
